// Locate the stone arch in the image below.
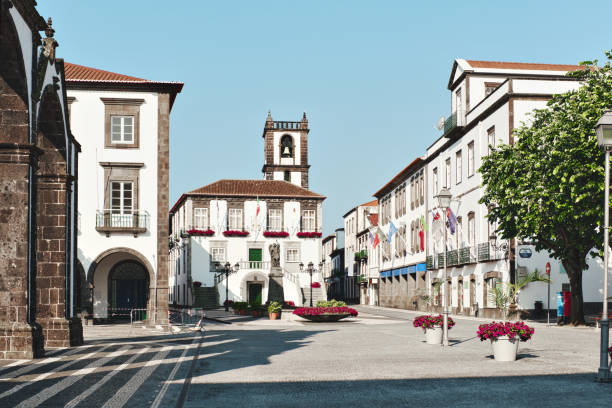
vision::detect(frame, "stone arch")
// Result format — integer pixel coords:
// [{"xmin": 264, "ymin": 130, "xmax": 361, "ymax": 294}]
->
[
  {"xmin": 240, "ymin": 271, "xmax": 268, "ymax": 303},
  {"xmin": 87, "ymin": 248, "xmax": 155, "ymax": 322}
]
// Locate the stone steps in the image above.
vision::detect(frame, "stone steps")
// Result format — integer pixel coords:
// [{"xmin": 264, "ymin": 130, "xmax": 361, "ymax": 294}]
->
[
  {"xmin": 301, "ymin": 287, "xmax": 327, "ymax": 306},
  {"xmin": 192, "ymin": 287, "xmax": 218, "ymax": 309}
]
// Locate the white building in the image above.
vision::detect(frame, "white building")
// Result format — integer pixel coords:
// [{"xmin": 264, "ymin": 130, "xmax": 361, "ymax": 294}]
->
[
  {"xmin": 425, "ymin": 59, "xmax": 590, "ymax": 318},
  {"xmin": 66, "ymin": 63, "xmax": 183, "ymax": 323},
  {"xmin": 373, "ymin": 159, "xmax": 427, "ymax": 309},
  {"xmin": 169, "ymin": 114, "xmax": 326, "ymax": 307}
]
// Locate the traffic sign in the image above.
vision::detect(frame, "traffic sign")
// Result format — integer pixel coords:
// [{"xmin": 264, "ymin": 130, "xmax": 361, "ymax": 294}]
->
[{"xmin": 545, "ymin": 262, "xmax": 551, "ymax": 275}]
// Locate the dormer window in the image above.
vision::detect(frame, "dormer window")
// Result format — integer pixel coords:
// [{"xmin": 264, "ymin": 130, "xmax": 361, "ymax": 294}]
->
[{"xmin": 280, "ymin": 135, "xmax": 293, "ymax": 158}]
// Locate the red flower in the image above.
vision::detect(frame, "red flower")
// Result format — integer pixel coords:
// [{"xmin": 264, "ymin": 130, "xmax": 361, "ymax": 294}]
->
[
  {"xmin": 297, "ymin": 231, "xmax": 323, "ymax": 238},
  {"xmin": 311, "ymin": 282, "xmax": 321, "ymax": 288},
  {"xmin": 263, "ymin": 231, "xmax": 290, "ymax": 238},
  {"xmin": 187, "ymin": 228, "xmax": 215, "ymax": 236},
  {"xmin": 223, "ymin": 230, "xmax": 250, "ymax": 237}
]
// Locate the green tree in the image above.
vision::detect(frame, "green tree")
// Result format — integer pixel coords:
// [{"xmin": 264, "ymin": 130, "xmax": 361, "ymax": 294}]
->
[{"xmin": 479, "ymin": 52, "xmax": 612, "ymax": 325}]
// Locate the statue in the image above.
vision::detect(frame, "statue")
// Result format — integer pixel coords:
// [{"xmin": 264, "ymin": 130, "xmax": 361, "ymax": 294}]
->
[
  {"xmin": 269, "ymin": 242, "xmax": 280, "ymax": 268},
  {"xmin": 42, "ymin": 17, "xmax": 58, "ymax": 62}
]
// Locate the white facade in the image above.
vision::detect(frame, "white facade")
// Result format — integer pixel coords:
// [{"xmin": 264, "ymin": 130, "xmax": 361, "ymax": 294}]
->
[
  {"xmin": 424, "ymin": 59, "xmax": 609, "ymax": 316},
  {"xmin": 67, "ymin": 67, "xmax": 182, "ymax": 320},
  {"xmin": 169, "ymin": 191, "xmax": 325, "ymax": 306}
]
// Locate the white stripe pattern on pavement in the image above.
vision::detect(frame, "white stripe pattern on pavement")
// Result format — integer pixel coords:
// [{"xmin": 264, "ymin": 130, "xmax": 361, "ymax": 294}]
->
[
  {"xmin": 150, "ymin": 336, "xmax": 201, "ymax": 408},
  {"xmin": 0, "ymin": 344, "xmax": 112, "ymax": 400},
  {"xmin": 15, "ymin": 345, "xmax": 132, "ymax": 408},
  {"xmin": 0, "ymin": 345, "xmax": 96, "ymax": 380},
  {"xmin": 63, "ymin": 346, "xmax": 152, "ymax": 408},
  {"xmin": 101, "ymin": 346, "xmax": 173, "ymax": 408}
]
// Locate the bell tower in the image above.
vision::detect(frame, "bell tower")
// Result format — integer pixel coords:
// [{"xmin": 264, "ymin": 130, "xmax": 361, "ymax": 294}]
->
[{"xmin": 262, "ymin": 111, "xmax": 311, "ymax": 189}]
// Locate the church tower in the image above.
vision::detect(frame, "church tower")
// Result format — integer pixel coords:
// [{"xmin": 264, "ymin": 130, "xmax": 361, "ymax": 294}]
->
[{"xmin": 262, "ymin": 111, "xmax": 310, "ymax": 189}]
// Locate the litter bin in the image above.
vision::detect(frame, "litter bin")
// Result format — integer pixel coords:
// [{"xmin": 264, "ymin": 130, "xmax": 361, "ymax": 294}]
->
[
  {"xmin": 534, "ymin": 300, "xmax": 543, "ymax": 318},
  {"xmin": 562, "ymin": 291, "xmax": 571, "ymax": 321}
]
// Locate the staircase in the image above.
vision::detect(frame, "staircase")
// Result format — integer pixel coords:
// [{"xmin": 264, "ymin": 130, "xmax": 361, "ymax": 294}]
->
[
  {"xmin": 192, "ymin": 287, "xmax": 218, "ymax": 309},
  {"xmin": 301, "ymin": 286, "xmax": 327, "ymax": 306}
]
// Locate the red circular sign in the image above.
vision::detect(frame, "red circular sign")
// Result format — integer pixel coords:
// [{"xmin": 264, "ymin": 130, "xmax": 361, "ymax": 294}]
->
[{"xmin": 545, "ymin": 262, "xmax": 551, "ymax": 275}]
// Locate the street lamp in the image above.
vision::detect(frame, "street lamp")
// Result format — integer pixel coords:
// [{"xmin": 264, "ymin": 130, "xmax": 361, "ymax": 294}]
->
[
  {"xmin": 435, "ymin": 187, "xmax": 452, "ymax": 347},
  {"xmin": 300, "ymin": 261, "xmax": 322, "ymax": 306},
  {"xmin": 216, "ymin": 261, "xmax": 239, "ymax": 312},
  {"xmin": 595, "ymin": 110, "xmax": 612, "ymax": 382}
]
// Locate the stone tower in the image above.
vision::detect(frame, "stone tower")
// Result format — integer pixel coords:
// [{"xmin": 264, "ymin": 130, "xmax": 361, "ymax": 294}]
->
[{"xmin": 261, "ymin": 111, "xmax": 310, "ymax": 189}]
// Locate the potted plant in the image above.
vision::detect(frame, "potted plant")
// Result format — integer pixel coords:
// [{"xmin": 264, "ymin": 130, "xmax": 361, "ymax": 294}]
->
[
  {"xmin": 193, "ymin": 281, "xmax": 202, "ymax": 288},
  {"xmin": 268, "ymin": 301, "xmax": 282, "ymax": 320},
  {"xmin": 250, "ymin": 301, "xmax": 263, "ymax": 317},
  {"xmin": 477, "ymin": 321, "xmax": 534, "ymax": 361},
  {"xmin": 311, "ymin": 282, "xmax": 321, "ymax": 288},
  {"xmin": 488, "ymin": 270, "xmax": 551, "ymax": 320},
  {"xmin": 233, "ymin": 302, "xmax": 247, "ymax": 315},
  {"xmin": 413, "ymin": 314, "xmax": 455, "ymax": 345},
  {"xmin": 283, "ymin": 300, "xmax": 296, "ymax": 309}
]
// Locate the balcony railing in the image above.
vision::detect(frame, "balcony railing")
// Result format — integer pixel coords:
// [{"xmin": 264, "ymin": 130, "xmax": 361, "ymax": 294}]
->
[
  {"xmin": 443, "ymin": 109, "xmax": 466, "ymax": 137},
  {"xmin": 458, "ymin": 246, "xmax": 476, "ymax": 264},
  {"xmin": 477, "ymin": 242, "xmax": 490, "ymax": 262},
  {"xmin": 96, "ymin": 210, "xmax": 149, "ymax": 237},
  {"xmin": 238, "ymin": 260, "xmax": 271, "ymax": 270},
  {"xmin": 426, "ymin": 255, "xmax": 435, "ymax": 270}
]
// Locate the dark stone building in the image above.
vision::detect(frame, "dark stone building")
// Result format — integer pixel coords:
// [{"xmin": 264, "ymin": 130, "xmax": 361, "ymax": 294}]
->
[{"xmin": 0, "ymin": 0, "xmax": 82, "ymax": 358}]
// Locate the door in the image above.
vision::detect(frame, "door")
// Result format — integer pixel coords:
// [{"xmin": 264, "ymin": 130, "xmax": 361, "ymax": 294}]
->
[
  {"xmin": 249, "ymin": 248, "xmax": 262, "ymax": 269},
  {"xmin": 458, "ymin": 280, "xmax": 463, "ymax": 312},
  {"xmin": 248, "ymin": 283, "xmax": 262, "ymax": 305}
]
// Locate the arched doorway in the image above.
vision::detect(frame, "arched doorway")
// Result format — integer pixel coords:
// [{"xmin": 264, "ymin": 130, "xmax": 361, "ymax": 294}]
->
[{"xmin": 108, "ymin": 260, "xmax": 149, "ymax": 320}]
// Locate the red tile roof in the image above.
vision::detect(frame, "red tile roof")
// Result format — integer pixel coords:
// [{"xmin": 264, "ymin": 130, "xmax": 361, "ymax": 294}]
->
[
  {"xmin": 64, "ymin": 63, "xmax": 147, "ymax": 82},
  {"xmin": 189, "ymin": 179, "xmax": 324, "ymax": 199},
  {"xmin": 373, "ymin": 158, "xmax": 423, "ymax": 198},
  {"xmin": 466, "ymin": 60, "xmax": 583, "ymax": 72},
  {"xmin": 360, "ymin": 199, "xmax": 378, "ymax": 207},
  {"xmin": 170, "ymin": 180, "xmax": 325, "ymax": 214}
]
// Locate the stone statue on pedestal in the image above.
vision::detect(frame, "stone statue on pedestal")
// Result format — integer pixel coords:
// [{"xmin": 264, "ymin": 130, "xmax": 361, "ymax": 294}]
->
[{"xmin": 268, "ymin": 242, "xmax": 284, "ymax": 303}]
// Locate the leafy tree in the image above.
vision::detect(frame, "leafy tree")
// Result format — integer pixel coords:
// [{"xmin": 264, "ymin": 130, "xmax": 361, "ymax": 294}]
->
[{"xmin": 479, "ymin": 51, "xmax": 612, "ymax": 325}]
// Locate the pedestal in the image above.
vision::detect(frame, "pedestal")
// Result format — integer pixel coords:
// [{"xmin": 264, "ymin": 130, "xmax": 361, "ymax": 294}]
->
[{"xmin": 268, "ymin": 267, "xmax": 285, "ymax": 303}]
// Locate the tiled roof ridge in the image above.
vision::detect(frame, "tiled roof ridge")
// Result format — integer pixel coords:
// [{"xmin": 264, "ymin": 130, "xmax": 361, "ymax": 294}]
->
[
  {"xmin": 187, "ymin": 179, "xmax": 325, "ymax": 198},
  {"xmin": 64, "ymin": 62, "xmax": 147, "ymax": 82},
  {"xmin": 465, "ymin": 60, "xmax": 583, "ymax": 71}
]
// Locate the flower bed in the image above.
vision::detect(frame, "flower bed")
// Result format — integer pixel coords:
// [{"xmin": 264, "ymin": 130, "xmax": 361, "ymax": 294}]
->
[
  {"xmin": 223, "ymin": 230, "xmax": 249, "ymax": 237},
  {"xmin": 413, "ymin": 314, "xmax": 455, "ymax": 331},
  {"xmin": 188, "ymin": 228, "xmax": 215, "ymax": 236},
  {"xmin": 193, "ymin": 281, "xmax": 202, "ymax": 288},
  {"xmin": 311, "ymin": 282, "xmax": 321, "ymax": 288},
  {"xmin": 223, "ymin": 299, "xmax": 234, "ymax": 307},
  {"xmin": 297, "ymin": 231, "xmax": 322, "ymax": 238},
  {"xmin": 293, "ymin": 306, "xmax": 358, "ymax": 322},
  {"xmin": 476, "ymin": 321, "xmax": 534, "ymax": 342},
  {"xmin": 263, "ymin": 231, "xmax": 289, "ymax": 238},
  {"xmin": 283, "ymin": 300, "xmax": 296, "ymax": 309}
]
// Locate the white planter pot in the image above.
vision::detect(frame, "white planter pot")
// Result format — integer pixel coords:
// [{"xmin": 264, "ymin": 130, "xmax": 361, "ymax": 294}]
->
[
  {"xmin": 491, "ymin": 335, "xmax": 519, "ymax": 361},
  {"xmin": 424, "ymin": 326, "xmax": 443, "ymax": 345}
]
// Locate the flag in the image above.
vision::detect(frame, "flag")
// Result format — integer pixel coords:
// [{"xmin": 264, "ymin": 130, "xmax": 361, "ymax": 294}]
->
[
  {"xmin": 446, "ymin": 208, "xmax": 457, "ymax": 235},
  {"xmin": 388, "ymin": 221, "xmax": 398, "ymax": 243},
  {"xmin": 432, "ymin": 211, "xmax": 443, "ymax": 243},
  {"xmin": 256, "ymin": 196, "xmax": 260, "ymax": 217},
  {"xmin": 373, "ymin": 232, "xmax": 380, "ymax": 249},
  {"xmin": 419, "ymin": 219, "xmax": 425, "ymax": 251},
  {"xmin": 369, "ymin": 231, "xmax": 375, "ymax": 246},
  {"xmin": 421, "ymin": 215, "xmax": 428, "ymax": 232}
]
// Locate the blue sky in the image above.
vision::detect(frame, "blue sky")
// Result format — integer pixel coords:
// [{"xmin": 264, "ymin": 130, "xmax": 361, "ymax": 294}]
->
[{"xmin": 38, "ymin": 0, "xmax": 612, "ymax": 235}]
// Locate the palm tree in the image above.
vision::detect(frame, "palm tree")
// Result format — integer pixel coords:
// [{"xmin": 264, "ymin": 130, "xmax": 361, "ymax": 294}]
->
[{"xmin": 489, "ymin": 269, "xmax": 551, "ymax": 320}]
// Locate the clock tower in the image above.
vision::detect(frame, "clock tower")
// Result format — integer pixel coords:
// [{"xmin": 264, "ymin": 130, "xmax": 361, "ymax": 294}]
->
[{"xmin": 262, "ymin": 111, "xmax": 311, "ymax": 189}]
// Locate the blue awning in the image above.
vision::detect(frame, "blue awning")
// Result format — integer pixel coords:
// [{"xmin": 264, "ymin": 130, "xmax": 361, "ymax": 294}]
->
[
  {"xmin": 416, "ymin": 263, "xmax": 426, "ymax": 272},
  {"xmin": 408, "ymin": 265, "xmax": 416, "ymax": 274},
  {"xmin": 392, "ymin": 269, "xmax": 400, "ymax": 277},
  {"xmin": 401, "ymin": 267, "xmax": 408, "ymax": 276}
]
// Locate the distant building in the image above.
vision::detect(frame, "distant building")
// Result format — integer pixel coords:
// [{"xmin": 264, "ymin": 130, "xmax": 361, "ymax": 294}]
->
[{"xmin": 169, "ymin": 114, "xmax": 326, "ymax": 307}]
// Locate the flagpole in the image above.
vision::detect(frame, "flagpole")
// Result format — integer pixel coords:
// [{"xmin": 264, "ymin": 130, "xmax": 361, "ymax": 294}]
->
[{"xmin": 443, "ymin": 207, "xmax": 449, "ymax": 347}]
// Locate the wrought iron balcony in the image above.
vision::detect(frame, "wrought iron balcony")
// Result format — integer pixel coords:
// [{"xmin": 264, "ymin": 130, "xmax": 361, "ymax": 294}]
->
[
  {"xmin": 443, "ymin": 109, "xmax": 466, "ymax": 137},
  {"xmin": 96, "ymin": 210, "xmax": 149, "ymax": 237},
  {"xmin": 426, "ymin": 255, "xmax": 435, "ymax": 270},
  {"xmin": 458, "ymin": 246, "xmax": 476, "ymax": 264},
  {"xmin": 477, "ymin": 242, "xmax": 491, "ymax": 262}
]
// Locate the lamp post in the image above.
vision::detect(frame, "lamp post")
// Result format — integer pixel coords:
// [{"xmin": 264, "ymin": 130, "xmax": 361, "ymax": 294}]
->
[
  {"xmin": 217, "ymin": 261, "xmax": 239, "ymax": 312},
  {"xmin": 300, "ymin": 261, "xmax": 322, "ymax": 306},
  {"xmin": 595, "ymin": 111, "xmax": 612, "ymax": 382},
  {"xmin": 435, "ymin": 187, "xmax": 452, "ymax": 347}
]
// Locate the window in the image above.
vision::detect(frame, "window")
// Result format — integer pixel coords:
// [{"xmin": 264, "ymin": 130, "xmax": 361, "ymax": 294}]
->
[
  {"xmin": 487, "ymin": 126, "xmax": 495, "ymax": 154},
  {"xmin": 211, "ymin": 247, "xmax": 225, "ymax": 262},
  {"xmin": 486, "ymin": 277, "xmax": 502, "ymax": 308},
  {"xmin": 111, "ymin": 181, "xmax": 133, "ymax": 214},
  {"xmin": 456, "ymin": 150, "xmax": 462, "ymax": 184},
  {"xmin": 445, "ymin": 158, "xmax": 451, "ymax": 188},
  {"xmin": 228, "ymin": 208, "xmax": 243, "ymax": 230},
  {"xmin": 194, "ymin": 208, "xmax": 208, "ymax": 229},
  {"xmin": 280, "ymin": 135, "xmax": 294, "ymax": 158},
  {"xmin": 101, "ymin": 98, "xmax": 143, "ymax": 149},
  {"xmin": 110, "ymin": 115, "xmax": 133, "ymax": 143},
  {"xmin": 485, "ymin": 82, "xmax": 501, "ymax": 97},
  {"xmin": 455, "ymin": 88, "xmax": 463, "ymax": 113},
  {"xmin": 419, "ymin": 171, "xmax": 424, "ymax": 205},
  {"xmin": 269, "ymin": 208, "xmax": 282, "ymax": 231},
  {"xmin": 433, "ymin": 168, "xmax": 438, "ymax": 194},
  {"xmin": 286, "ymin": 248, "xmax": 299, "ymax": 262},
  {"xmin": 302, "ymin": 210, "xmax": 316, "ymax": 232},
  {"xmin": 468, "ymin": 141, "xmax": 475, "ymax": 176},
  {"xmin": 284, "ymin": 171, "xmax": 290, "ymax": 181},
  {"xmin": 468, "ymin": 212, "xmax": 475, "ymax": 248}
]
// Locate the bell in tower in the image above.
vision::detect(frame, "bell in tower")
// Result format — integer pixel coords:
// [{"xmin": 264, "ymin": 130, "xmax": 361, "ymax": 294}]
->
[{"xmin": 280, "ymin": 135, "xmax": 293, "ymax": 158}]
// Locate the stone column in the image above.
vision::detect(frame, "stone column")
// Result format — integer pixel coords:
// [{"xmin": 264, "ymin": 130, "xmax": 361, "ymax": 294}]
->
[
  {"xmin": 268, "ymin": 268, "xmax": 285, "ymax": 304},
  {"xmin": 36, "ymin": 174, "xmax": 82, "ymax": 348},
  {"xmin": 0, "ymin": 144, "xmax": 44, "ymax": 359}
]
